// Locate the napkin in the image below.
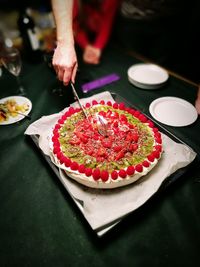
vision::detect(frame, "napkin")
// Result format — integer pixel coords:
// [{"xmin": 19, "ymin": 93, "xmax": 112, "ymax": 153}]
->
[{"xmin": 25, "ymin": 91, "xmax": 197, "ymax": 234}]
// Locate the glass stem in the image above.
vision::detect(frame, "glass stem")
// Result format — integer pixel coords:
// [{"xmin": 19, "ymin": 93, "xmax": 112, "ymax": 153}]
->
[{"xmin": 16, "ymin": 76, "xmax": 25, "ymax": 95}]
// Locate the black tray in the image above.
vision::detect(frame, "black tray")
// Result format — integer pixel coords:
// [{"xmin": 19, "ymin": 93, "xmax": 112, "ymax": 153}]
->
[
  {"xmin": 30, "ymin": 92, "xmax": 199, "ymax": 236},
  {"xmin": 110, "ymin": 92, "xmax": 199, "ymax": 189}
]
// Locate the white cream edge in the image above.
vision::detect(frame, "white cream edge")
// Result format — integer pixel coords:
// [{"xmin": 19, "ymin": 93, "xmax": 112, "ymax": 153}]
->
[{"xmin": 48, "ymin": 105, "xmax": 161, "ymax": 189}]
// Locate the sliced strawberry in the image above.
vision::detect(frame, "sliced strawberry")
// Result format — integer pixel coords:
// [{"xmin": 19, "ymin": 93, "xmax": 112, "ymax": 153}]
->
[
  {"xmin": 135, "ymin": 164, "xmax": 143, "ymax": 172},
  {"xmin": 93, "ymin": 134, "xmax": 99, "ymax": 141},
  {"xmin": 153, "ymin": 127, "xmax": 159, "ymax": 132},
  {"xmin": 126, "ymin": 132, "xmax": 133, "ymax": 141},
  {"xmin": 97, "ymin": 147, "xmax": 107, "ymax": 157},
  {"xmin": 128, "ymin": 123, "xmax": 134, "ymax": 129},
  {"xmin": 102, "ymin": 139, "xmax": 112, "ymax": 149},
  {"xmin": 126, "ymin": 166, "xmax": 135, "ymax": 175},
  {"xmin": 142, "ymin": 161, "xmax": 150, "ymax": 168},
  {"xmin": 101, "ymin": 170, "xmax": 109, "ymax": 181},
  {"xmin": 70, "ymin": 161, "xmax": 79, "ymax": 171},
  {"xmin": 115, "ymin": 150, "xmax": 125, "ymax": 161},
  {"xmin": 152, "ymin": 150, "xmax": 160, "ymax": 159},
  {"xmin": 64, "ymin": 157, "xmax": 71, "ymax": 167},
  {"xmin": 53, "ymin": 146, "xmax": 60, "ymax": 155},
  {"xmin": 52, "ymin": 135, "xmax": 58, "ymax": 143},
  {"xmin": 78, "ymin": 164, "xmax": 85, "ymax": 173},
  {"xmin": 58, "ymin": 154, "xmax": 66, "ymax": 164},
  {"xmin": 69, "ymin": 139, "xmax": 80, "ymax": 145},
  {"xmin": 113, "ymin": 121, "xmax": 118, "ymax": 128},
  {"xmin": 113, "ymin": 102, "xmax": 118, "ymax": 109},
  {"xmin": 98, "ymin": 110, "xmax": 106, "ymax": 117},
  {"xmin": 147, "ymin": 154, "xmax": 155, "ymax": 162},
  {"xmin": 129, "ymin": 108, "xmax": 136, "ymax": 115},
  {"xmin": 85, "ymin": 102, "xmax": 91, "ymax": 108},
  {"xmin": 154, "ymin": 145, "xmax": 162, "ymax": 152},
  {"xmin": 133, "ymin": 110, "xmax": 141, "ymax": 118},
  {"xmin": 120, "ymin": 114, "xmax": 128, "ymax": 123},
  {"xmin": 112, "ymin": 112, "xmax": 119, "ymax": 119},
  {"xmin": 68, "ymin": 107, "xmax": 75, "ymax": 114},
  {"xmin": 80, "ymin": 136, "xmax": 88, "ymax": 144},
  {"xmin": 54, "ymin": 123, "xmax": 61, "ymax": 130},
  {"xmin": 129, "ymin": 143, "xmax": 138, "ymax": 152},
  {"xmin": 106, "ymin": 110, "xmax": 113, "ymax": 118},
  {"xmin": 111, "ymin": 170, "xmax": 118, "ymax": 180},
  {"xmin": 132, "ymin": 134, "xmax": 139, "ymax": 142},
  {"xmin": 58, "ymin": 118, "xmax": 64, "ymax": 124},
  {"xmin": 53, "ymin": 132, "xmax": 59, "ymax": 139},
  {"xmin": 92, "ymin": 168, "xmax": 101, "ymax": 180},
  {"xmin": 85, "ymin": 167, "xmax": 92, "ymax": 177},
  {"xmin": 148, "ymin": 121, "xmax": 154, "ymax": 128},
  {"xmin": 92, "ymin": 100, "xmax": 98, "ymax": 105},
  {"xmin": 53, "ymin": 139, "xmax": 60, "ymax": 147},
  {"xmin": 154, "ymin": 132, "xmax": 161, "ymax": 138},
  {"xmin": 113, "ymin": 145, "xmax": 122, "ymax": 152},
  {"xmin": 119, "ymin": 102, "xmax": 125, "ymax": 110},
  {"xmin": 155, "ymin": 137, "xmax": 162, "ymax": 144},
  {"xmin": 119, "ymin": 169, "xmax": 127, "ymax": 178}
]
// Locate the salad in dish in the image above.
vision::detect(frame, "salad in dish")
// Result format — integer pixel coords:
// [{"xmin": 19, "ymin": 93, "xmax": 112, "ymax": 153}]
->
[{"xmin": 0, "ymin": 98, "xmax": 29, "ymax": 122}]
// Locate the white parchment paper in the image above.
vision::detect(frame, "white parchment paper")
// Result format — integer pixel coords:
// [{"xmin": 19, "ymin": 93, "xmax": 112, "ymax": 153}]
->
[{"xmin": 25, "ymin": 91, "xmax": 197, "ymax": 231}]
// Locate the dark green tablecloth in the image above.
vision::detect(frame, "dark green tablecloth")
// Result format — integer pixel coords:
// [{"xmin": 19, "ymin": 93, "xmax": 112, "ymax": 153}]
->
[{"xmin": 0, "ymin": 46, "xmax": 200, "ymax": 267}]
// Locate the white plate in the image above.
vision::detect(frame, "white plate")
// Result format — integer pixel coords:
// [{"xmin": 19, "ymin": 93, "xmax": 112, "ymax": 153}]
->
[
  {"xmin": 127, "ymin": 63, "xmax": 169, "ymax": 89},
  {"xmin": 149, "ymin": 97, "xmax": 198, "ymax": 126},
  {"xmin": 0, "ymin": 96, "xmax": 32, "ymax": 125}
]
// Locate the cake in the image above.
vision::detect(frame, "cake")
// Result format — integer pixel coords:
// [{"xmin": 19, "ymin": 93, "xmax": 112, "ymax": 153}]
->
[{"xmin": 50, "ymin": 100, "xmax": 162, "ymax": 189}]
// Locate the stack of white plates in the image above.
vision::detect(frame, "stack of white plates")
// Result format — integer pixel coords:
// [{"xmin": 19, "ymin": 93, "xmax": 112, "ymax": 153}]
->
[{"xmin": 127, "ymin": 63, "xmax": 169, "ymax": 89}]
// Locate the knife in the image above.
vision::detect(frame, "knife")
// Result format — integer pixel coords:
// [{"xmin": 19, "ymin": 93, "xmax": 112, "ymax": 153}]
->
[
  {"xmin": 70, "ymin": 82, "xmax": 88, "ymax": 120},
  {"xmin": 70, "ymin": 82, "xmax": 108, "ymax": 136}
]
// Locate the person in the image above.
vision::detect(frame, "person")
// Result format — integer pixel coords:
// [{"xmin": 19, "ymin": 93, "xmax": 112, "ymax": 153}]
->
[
  {"xmin": 72, "ymin": 0, "xmax": 120, "ymax": 65},
  {"xmin": 115, "ymin": 0, "xmax": 200, "ymax": 83},
  {"xmin": 195, "ymin": 86, "xmax": 200, "ymax": 114},
  {"xmin": 114, "ymin": 0, "xmax": 200, "ymax": 114},
  {"xmin": 51, "ymin": 0, "xmax": 78, "ymax": 85},
  {"xmin": 51, "ymin": 0, "xmax": 120, "ymax": 85}
]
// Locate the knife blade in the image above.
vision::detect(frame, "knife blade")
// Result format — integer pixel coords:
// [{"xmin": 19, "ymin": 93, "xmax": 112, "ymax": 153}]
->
[
  {"xmin": 70, "ymin": 82, "xmax": 88, "ymax": 119},
  {"xmin": 70, "ymin": 82, "xmax": 108, "ymax": 136}
]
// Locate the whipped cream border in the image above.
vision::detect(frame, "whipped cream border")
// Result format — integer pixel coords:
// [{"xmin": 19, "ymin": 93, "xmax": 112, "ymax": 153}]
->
[{"xmin": 48, "ymin": 103, "xmax": 162, "ymax": 189}]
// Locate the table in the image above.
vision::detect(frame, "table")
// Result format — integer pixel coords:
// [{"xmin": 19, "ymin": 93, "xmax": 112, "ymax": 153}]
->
[{"xmin": 0, "ymin": 45, "xmax": 200, "ymax": 267}]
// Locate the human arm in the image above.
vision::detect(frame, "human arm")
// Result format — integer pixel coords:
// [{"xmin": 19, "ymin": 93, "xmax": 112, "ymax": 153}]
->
[
  {"xmin": 195, "ymin": 85, "xmax": 200, "ymax": 114},
  {"xmin": 51, "ymin": 0, "xmax": 78, "ymax": 85}
]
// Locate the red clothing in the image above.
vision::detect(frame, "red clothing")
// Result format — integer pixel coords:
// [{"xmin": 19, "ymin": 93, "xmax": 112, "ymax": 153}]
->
[{"xmin": 73, "ymin": 0, "xmax": 120, "ymax": 50}]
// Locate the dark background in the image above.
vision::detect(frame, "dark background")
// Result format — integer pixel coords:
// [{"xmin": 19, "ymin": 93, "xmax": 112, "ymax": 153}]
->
[{"xmin": 1, "ymin": 0, "xmax": 199, "ymax": 84}]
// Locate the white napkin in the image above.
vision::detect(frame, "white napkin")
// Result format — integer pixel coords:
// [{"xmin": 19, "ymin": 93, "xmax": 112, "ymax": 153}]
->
[{"xmin": 25, "ymin": 91, "xmax": 197, "ymax": 233}]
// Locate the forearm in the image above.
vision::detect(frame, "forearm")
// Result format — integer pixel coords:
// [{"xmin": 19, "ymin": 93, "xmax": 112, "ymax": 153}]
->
[{"xmin": 51, "ymin": 0, "xmax": 74, "ymax": 45}]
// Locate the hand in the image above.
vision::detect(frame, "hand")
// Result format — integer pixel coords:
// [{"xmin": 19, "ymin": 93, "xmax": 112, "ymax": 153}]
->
[
  {"xmin": 195, "ymin": 86, "xmax": 200, "ymax": 115},
  {"xmin": 83, "ymin": 45, "xmax": 101, "ymax": 65},
  {"xmin": 52, "ymin": 41, "xmax": 78, "ymax": 85}
]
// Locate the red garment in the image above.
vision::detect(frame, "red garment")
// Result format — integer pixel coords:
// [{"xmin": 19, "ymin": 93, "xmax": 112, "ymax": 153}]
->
[{"xmin": 73, "ymin": 0, "xmax": 120, "ymax": 50}]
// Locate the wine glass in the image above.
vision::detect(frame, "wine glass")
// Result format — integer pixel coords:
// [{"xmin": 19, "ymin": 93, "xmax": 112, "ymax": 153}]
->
[{"xmin": 1, "ymin": 47, "xmax": 25, "ymax": 95}]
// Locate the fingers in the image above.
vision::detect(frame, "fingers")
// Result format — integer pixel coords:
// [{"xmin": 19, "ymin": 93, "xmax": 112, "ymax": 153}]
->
[
  {"xmin": 53, "ymin": 62, "xmax": 78, "ymax": 85},
  {"xmin": 52, "ymin": 45, "xmax": 78, "ymax": 85},
  {"xmin": 57, "ymin": 67, "xmax": 65, "ymax": 82},
  {"xmin": 63, "ymin": 67, "xmax": 72, "ymax": 85},
  {"xmin": 60, "ymin": 62, "xmax": 78, "ymax": 85},
  {"xmin": 71, "ymin": 62, "xmax": 78, "ymax": 84}
]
